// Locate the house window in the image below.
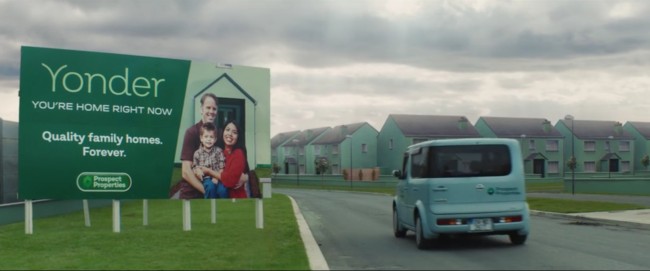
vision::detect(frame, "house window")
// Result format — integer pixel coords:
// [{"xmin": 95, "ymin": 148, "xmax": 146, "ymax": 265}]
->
[
  {"xmin": 545, "ymin": 140, "xmax": 559, "ymax": 152},
  {"xmin": 621, "ymin": 161, "xmax": 631, "ymax": 172},
  {"xmin": 528, "ymin": 139, "xmax": 536, "ymax": 151},
  {"xmin": 584, "ymin": 161, "xmax": 596, "ymax": 172},
  {"xmin": 547, "ymin": 161, "xmax": 559, "ymax": 173},
  {"xmin": 605, "ymin": 141, "xmax": 610, "ymax": 152},
  {"xmin": 314, "ymin": 145, "xmax": 321, "ymax": 155},
  {"xmin": 332, "ymin": 145, "xmax": 339, "ymax": 154},
  {"xmin": 389, "ymin": 139, "xmax": 393, "ymax": 150},
  {"xmin": 620, "ymin": 141, "xmax": 630, "ymax": 152},
  {"xmin": 584, "ymin": 141, "xmax": 596, "ymax": 152},
  {"xmin": 298, "ymin": 147, "xmax": 304, "ymax": 155},
  {"xmin": 361, "ymin": 143, "xmax": 368, "ymax": 153}
]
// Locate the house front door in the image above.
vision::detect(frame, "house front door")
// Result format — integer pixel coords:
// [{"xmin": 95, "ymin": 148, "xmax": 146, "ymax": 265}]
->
[{"xmin": 533, "ymin": 159, "xmax": 545, "ymax": 178}]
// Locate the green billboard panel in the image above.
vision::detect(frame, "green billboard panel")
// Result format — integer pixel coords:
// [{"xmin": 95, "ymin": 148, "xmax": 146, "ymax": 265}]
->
[{"xmin": 18, "ymin": 46, "xmax": 271, "ymax": 200}]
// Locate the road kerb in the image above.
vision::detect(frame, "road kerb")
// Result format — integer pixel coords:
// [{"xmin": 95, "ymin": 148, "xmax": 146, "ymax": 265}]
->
[{"xmin": 288, "ymin": 195, "xmax": 330, "ymax": 271}]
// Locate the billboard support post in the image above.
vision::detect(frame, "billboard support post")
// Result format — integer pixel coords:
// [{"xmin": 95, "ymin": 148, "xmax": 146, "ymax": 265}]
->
[
  {"xmin": 211, "ymin": 199, "xmax": 217, "ymax": 224},
  {"xmin": 83, "ymin": 200, "xmax": 91, "ymax": 227},
  {"xmin": 143, "ymin": 200, "xmax": 149, "ymax": 226},
  {"xmin": 255, "ymin": 198, "xmax": 263, "ymax": 229},
  {"xmin": 182, "ymin": 200, "xmax": 191, "ymax": 231},
  {"xmin": 25, "ymin": 200, "xmax": 33, "ymax": 234},
  {"xmin": 261, "ymin": 178, "xmax": 272, "ymax": 198},
  {"xmin": 112, "ymin": 200, "xmax": 120, "ymax": 233}
]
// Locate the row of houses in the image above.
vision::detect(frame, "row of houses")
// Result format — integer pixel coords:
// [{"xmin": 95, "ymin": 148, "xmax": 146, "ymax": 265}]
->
[{"xmin": 271, "ymin": 114, "xmax": 650, "ymax": 178}]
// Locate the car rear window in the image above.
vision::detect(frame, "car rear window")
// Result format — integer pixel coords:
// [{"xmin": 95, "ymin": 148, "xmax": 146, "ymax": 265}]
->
[{"xmin": 411, "ymin": 144, "xmax": 511, "ymax": 178}]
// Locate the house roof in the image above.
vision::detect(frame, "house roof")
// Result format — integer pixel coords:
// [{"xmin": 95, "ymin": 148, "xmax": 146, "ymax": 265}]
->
[
  {"xmin": 479, "ymin": 116, "xmax": 562, "ymax": 138},
  {"xmin": 559, "ymin": 119, "xmax": 633, "ymax": 140},
  {"xmin": 271, "ymin": 130, "xmax": 300, "ymax": 149},
  {"xmin": 312, "ymin": 122, "xmax": 368, "ymax": 145},
  {"xmin": 626, "ymin": 121, "xmax": 650, "ymax": 139},
  {"xmin": 283, "ymin": 127, "xmax": 330, "ymax": 146},
  {"xmin": 389, "ymin": 114, "xmax": 480, "ymax": 138}
]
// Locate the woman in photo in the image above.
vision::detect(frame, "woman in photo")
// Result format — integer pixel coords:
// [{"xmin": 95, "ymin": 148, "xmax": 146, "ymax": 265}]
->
[{"xmin": 213, "ymin": 119, "xmax": 250, "ymax": 198}]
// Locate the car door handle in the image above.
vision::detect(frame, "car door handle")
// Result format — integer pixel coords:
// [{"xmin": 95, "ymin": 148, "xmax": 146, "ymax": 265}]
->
[{"xmin": 433, "ymin": 186, "xmax": 447, "ymax": 192}]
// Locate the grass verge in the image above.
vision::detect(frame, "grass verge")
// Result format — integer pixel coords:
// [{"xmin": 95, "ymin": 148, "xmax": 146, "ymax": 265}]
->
[
  {"xmin": 527, "ymin": 197, "xmax": 646, "ymax": 213},
  {"xmin": 0, "ymin": 195, "xmax": 309, "ymax": 270}
]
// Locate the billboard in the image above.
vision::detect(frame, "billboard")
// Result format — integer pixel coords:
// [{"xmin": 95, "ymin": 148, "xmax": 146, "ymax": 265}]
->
[{"xmin": 19, "ymin": 46, "xmax": 270, "ymax": 200}]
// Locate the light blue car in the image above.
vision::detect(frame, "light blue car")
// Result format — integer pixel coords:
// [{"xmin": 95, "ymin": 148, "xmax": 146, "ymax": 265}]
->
[{"xmin": 392, "ymin": 138, "xmax": 530, "ymax": 249}]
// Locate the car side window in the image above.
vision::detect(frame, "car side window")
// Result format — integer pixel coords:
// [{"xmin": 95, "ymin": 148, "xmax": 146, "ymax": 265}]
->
[{"xmin": 410, "ymin": 147, "xmax": 429, "ymax": 179}]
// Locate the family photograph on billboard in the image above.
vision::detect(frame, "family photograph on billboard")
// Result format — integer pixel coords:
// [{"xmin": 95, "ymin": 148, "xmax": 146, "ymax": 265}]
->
[{"xmin": 170, "ymin": 93, "xmax": 260, "ymax": 199}]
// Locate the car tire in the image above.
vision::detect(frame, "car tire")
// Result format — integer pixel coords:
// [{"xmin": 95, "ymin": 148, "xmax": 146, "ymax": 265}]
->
[
  {"xmin": 393, "ymin": 208, "xmax": 407, "ymax": 238},
  {"xmin": 509, "ymin": 233, "xmax": 527, "ymax": 245},
  {"xmin": 415, "ymin": 216, "xmax": 429, "ymax": 249}
]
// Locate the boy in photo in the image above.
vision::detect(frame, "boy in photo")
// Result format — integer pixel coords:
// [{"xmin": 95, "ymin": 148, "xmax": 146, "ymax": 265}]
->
[{"xmin": 192, "ymin": 122, "xmax": 228, "ymax": 198}]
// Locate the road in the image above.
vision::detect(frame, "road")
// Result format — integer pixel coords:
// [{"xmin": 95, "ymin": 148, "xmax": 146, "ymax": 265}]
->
[{"xmin": 278, "ymin": 188, "xmax": 650, "ymax": 270}]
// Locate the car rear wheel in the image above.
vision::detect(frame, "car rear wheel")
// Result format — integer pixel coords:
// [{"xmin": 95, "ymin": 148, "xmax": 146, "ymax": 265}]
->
[
  {"xmin": 393, "ymin": 208, "xmax": 406, "ymax": 238},
  {"xmin": 415, "ymin": 216, "xmax": 429, "ymax": 249},
  {"xmin": 509, "ymin": 233, "xmax": 527, "ymax": 245}
]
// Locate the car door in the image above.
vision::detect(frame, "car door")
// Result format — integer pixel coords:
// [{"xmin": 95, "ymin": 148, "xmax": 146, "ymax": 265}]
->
[{"xmin": 395, "ymin": 152, "xmax": 413, "ymax": 227}]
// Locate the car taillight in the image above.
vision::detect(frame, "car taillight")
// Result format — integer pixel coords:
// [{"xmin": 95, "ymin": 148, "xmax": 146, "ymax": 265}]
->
[
  {"xmin": 497, "ymin": 216, "xmax": 522, "ymax": 223},
  {"xmin": 437, "ymin": 218, "xmax": 464, "ymax": 225}
]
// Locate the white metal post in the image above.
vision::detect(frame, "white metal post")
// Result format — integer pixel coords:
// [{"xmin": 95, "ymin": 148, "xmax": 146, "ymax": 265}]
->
[
  {"xmin": 211, "ymin": 199, "xmax": 217, "ymax": 224},
  {"xmin": 25, "ymin": 200, "xmax": 33, "ymax": 234},
  {"xmin": 143, "ymin": 199, "xmax": 149, "ymax": 226},
  {"xmin": 112, "ymin": 200, "xmax": 121, "ymax": 233},
  {"xmin": 255, "ymin": 198, "xmax": 264, "ymax": 229},
  {"xmin": 83, "ymin": 199, "xmax": 91, "ymax": 227},
  {"xmin": 261, "ymin": 178, "xmax": 271, "ymax": 198},
  {"xmin": 183, "ymin": 199, "xmax": 191, "ymax": 231}
]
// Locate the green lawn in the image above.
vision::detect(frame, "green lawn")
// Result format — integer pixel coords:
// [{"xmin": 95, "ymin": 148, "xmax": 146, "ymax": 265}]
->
[
  {"xmin": 527, "ymin": 197, "xmax": 645, "ymax": 213},
  {"xmin": 0, "ymin": 195, "xmax": 309, "ymax": 270}
]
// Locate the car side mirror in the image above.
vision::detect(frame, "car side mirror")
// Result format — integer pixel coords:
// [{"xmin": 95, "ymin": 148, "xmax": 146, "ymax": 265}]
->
[{"xmin": 392, "ymin": 170, "xmax": 404, "ymax": 180}]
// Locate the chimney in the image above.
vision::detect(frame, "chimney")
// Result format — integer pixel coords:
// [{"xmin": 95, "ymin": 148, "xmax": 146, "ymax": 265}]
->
[
  {"xmin": 614, "ymin": 121, "xmax": 623, "ymax": 135},
  {"xmin": 457, "ymin": 117, "xmax": 469, "ymax": 130},
  {"xmin": 542, "ymin": 119, "xmax": 552, "ymax": 133}
]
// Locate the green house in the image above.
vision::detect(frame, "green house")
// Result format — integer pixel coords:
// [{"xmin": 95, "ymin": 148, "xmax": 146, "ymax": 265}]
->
[
  {"xmin": 377, "ymin": 114, "xmax": 480, "ymax": 175},
  {"xmin": 475, "ymin": 117, "xmax": 564, "ymax": 178},
  {"xmin": 556, "ymin": 119, "xmax": 634, "ymax": 175},
  {"xmin": 281, "ymin": 127, "xmax": 330, "ymax": 175},
  {"xmin": 271, "ymin": 130, "xmax": 300, "ymax": 174},
  {"xmin": 311, "ymin": 122, "xmax": 378, "ymax": 176},
  {"xmin": 622, "ymin": 121, "xmax": 650, "ymax": 172}
]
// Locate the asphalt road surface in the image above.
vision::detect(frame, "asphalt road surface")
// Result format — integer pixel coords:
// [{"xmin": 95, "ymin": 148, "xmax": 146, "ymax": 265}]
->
[{"xmin": 278, "ymin": 188, "xmax": 650, "ymax": 270}]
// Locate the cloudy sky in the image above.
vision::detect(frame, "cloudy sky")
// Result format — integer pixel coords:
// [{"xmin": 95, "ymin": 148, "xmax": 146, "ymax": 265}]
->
[{"xmin": 2, "ymin": 0, "xmax": 650, "ymax": 136}]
